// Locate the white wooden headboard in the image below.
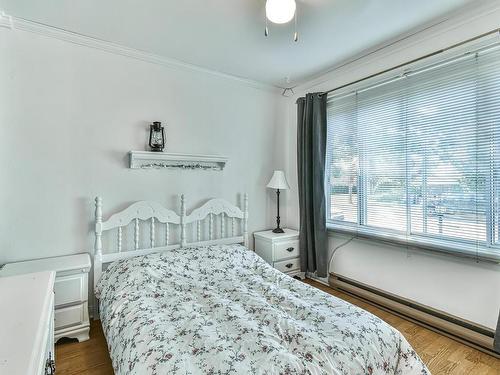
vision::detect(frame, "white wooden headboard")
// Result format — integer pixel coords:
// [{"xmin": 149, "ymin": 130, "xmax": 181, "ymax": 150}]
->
[{"xmin": 93, "ymin": 194, "xmax": 248, "ymax": 291}]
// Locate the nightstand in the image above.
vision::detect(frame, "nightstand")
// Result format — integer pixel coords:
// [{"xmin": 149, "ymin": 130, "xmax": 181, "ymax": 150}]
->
[
  {"xmin": 254, "ymin": 229, "xmax": 305, "ymax": 279},
  {"xmin": 0, "ymin": 253, "xmax": 91, "ymax": 342}
]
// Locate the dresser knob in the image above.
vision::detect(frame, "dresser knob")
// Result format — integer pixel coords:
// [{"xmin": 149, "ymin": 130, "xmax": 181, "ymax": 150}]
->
[
  {"xmin": 286, "ymin": 247, "xmax": 294, "ymax": 252},
  {"xmin": 285, "ymin": 263, "xmax": 293, "ymax": 269}
]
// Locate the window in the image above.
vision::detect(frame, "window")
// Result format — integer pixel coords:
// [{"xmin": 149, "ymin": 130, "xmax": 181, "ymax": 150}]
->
[{"xmin": 326, "ymin": 37, "xmax": 500, "ymax": 261}]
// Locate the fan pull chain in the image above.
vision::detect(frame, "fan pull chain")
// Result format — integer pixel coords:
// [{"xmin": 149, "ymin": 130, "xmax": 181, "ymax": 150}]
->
[{"xmin": 294, "ymin": 8, "xmax": 298, "ymax": 42}]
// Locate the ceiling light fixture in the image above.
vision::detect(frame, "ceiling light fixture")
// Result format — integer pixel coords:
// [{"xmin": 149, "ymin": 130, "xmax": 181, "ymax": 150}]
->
[
  {"xmin": 266, "ymin": 0, "xmax": 296, "ymax": 24},
  {"xmin": 265, "ymin": 0, "xmax": 299, "ymax": 42}
]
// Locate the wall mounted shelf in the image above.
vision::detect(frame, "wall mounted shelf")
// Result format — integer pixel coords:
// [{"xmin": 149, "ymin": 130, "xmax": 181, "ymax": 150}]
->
[{"xmin": 129, "ymin": 151, "xmax": 228, "ymax": 171}]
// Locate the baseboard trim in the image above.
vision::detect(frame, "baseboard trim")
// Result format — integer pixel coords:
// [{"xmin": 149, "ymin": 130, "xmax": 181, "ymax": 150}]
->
[{"xmin": 329, "ymin": 273, "xmax": 499, "ymax": 359}]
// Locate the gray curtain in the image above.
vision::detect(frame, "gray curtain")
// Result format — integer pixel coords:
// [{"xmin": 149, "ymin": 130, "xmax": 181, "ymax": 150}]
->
[
  {"xmin": 495, "ymin": 311, "xmax": 500, "ymax": 353},
  {"xmin": 297, "ymin": 93, "xmax": 328, "ymax": 277}
]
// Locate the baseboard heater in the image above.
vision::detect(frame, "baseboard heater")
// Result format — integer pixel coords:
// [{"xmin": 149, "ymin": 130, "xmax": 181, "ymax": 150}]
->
[{"xmin": 328, "ymin": 273, "xmax": 499, "ymax": 359}]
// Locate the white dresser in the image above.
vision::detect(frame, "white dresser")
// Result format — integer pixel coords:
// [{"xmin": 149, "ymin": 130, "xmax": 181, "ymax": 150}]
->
[
  {"xmin": 254, "ymin": 229, "xmax": 305, "ymax": 279},
  {"xmin": 0, "ymin": 271, "xmax": 56, "ymax": 375},
  {"xmin": 0, "ymin": 254, "xmax": 91, "ymax": 343}
]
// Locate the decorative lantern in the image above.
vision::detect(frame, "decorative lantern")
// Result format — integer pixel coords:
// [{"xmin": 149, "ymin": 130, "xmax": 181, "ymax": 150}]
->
[{"xmin": 149, "ymin": 121, "xmax": 165, "ymax": 152}]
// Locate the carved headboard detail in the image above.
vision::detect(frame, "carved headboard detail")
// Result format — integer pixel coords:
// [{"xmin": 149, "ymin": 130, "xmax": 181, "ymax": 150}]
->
[{"xmin": 93, "ymin": 194, "xmax": 248, "ymax": 293}]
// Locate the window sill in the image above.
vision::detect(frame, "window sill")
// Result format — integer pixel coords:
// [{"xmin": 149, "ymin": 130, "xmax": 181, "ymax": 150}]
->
[{"xmin": 326, "ymin": 222, "xmax": 500, "ymax": 263}]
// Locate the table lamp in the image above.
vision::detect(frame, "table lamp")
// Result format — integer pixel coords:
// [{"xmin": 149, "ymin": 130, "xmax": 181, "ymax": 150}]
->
[{"xmin": 267, "ymin": 170, "xmax": 290, "ymax": 233}]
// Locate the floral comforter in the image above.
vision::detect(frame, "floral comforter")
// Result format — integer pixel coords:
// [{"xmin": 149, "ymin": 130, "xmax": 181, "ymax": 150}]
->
[{"xmin": 96, "ymin": 244, "xmax": 429, "ymax": 375}]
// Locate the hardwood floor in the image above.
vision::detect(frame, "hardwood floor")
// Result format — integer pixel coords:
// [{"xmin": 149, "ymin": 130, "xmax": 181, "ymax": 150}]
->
[
  {"xmin": 55, "ymin": 321, "xmax": 113, "ymax": 375},
  {"xmin": 304, "ymin": 280, "xmax": 499, "ymax": 375},
  {"xmin": 56, "ymin": 279, "xmax": 500, "ymax": 374}
]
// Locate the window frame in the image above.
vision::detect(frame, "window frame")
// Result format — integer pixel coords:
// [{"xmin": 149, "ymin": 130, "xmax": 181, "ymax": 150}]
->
[
  {"xmin": 325, "ymin": 35, "xmax": 500, "ymax": 263},
  {"xmin": 327, "ymin": 220, "xmax": 500, "ymax": 262}
]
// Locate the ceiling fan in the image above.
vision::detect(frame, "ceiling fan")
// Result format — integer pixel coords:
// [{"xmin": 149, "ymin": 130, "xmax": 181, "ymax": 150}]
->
[{"xmin": 265, "ymin": 0, "xmax": 299, "ymax": 42}]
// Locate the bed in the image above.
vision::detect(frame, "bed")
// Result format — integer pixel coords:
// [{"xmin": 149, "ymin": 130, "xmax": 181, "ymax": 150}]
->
[{"xmin": 93, "ymin": 194, "xmax": 429, "ymax": 374}]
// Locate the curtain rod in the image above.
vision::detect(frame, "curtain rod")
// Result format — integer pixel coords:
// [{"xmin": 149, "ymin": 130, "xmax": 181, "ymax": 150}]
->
[{"xmin": 320, "ymin": 27, "xmax": 500, "ymax": 97}]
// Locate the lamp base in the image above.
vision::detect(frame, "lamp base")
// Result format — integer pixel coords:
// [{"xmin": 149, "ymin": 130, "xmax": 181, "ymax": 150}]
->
[{"xmin": 272, "ymin": 227, "xmax": 285, "ymax": 234}]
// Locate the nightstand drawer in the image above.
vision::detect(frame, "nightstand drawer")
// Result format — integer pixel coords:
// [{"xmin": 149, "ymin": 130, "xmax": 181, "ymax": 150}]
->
[
  {"xmin": 55, "ymin": 303, "xmax": 87, "ymax": 330},
  {"xmin": 274, "ymin": 240, "xmax": 299, "ymax": 261},
  {"xmin": 274, "ymin": 257, "xmax": 300, "ymax": 273},
  {"xmin": 54, "ymin": 273, "xmax": 87, "ymax": 306}
]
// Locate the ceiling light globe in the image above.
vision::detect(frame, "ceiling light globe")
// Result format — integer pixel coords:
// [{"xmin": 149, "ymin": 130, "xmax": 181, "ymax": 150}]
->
[{"xmin": 266, "ymin": 0, "xmax": 296, "ymax": 24}]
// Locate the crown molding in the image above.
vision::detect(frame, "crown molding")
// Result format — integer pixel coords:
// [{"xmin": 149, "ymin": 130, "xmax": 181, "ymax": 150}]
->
[
  {"xmin": 0, "ymin": 11, "xmax": 12, "ymax": 29},
  {"xmin": 294, "ymin": 0, "xmax": 500, "ymax": 94},
  {"xmin": 1, "ymin": 12, "xmax": 279, "ymax": 93}
]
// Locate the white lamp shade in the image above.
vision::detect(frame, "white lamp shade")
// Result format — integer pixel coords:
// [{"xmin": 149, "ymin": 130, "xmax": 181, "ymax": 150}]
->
[
  {"xmin": 266, "ymin": 0, "xmax": 296, "ymax": 24},
  {"xmin": 267, "ymin": 170, "xmax": 290, "ymax": 190}
]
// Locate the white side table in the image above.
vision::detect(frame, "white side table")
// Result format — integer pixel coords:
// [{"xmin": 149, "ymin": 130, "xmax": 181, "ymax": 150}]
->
[
  {"xmin": 0, "ymin": 253, "xmax": 91, "ymax": 342},
  {"xmin": 254, "ymin": 229, "xmax": 305, "ymax": 279}
]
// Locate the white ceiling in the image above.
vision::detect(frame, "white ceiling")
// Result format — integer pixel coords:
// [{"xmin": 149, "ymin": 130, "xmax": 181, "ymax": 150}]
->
[{"xmin": 1, "ymin": 0, "xmax": 475, "ymax": 86}]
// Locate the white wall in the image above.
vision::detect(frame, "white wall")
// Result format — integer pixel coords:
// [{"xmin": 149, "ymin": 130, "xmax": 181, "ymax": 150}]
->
[
  {"xmin": 284, "ymin": 2, "xmax": 500, "ymax": 329},
  {"xmin": 0, "ymin": 27, "xmax": 287, "ymax": 266}
]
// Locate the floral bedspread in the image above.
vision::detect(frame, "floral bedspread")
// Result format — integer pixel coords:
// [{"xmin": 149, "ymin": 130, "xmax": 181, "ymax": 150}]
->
[{"xmin": 96, "ymin": 244, "xmax": 430, "ymax": 375}]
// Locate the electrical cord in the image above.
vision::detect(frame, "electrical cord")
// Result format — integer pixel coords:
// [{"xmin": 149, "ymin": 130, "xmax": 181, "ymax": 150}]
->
[{"xmin": 328, "ymin": 235, "xmax": 356, "ymax": 270}]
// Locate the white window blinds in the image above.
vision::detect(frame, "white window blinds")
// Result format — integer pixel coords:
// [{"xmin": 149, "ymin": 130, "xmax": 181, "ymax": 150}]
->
[{"xmin": 326, "ymin": 38, "xmax": 500, "ymax": 261}]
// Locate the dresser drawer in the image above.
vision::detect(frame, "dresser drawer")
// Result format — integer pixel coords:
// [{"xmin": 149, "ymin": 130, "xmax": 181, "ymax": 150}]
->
[
  {"xmin": 274, "ymin": 257, "xmax": 300, "ymax": 273},
  {"xmin": 55, "ymin": 303, "xmax": 87, "ymax": 330},
  {"xmin": 54, "ymin": 273, "xmax": 87, "ymax": 307},
  {"xmin": 274, "ymin": 240, "xmax": 299, "ymax": 261}
]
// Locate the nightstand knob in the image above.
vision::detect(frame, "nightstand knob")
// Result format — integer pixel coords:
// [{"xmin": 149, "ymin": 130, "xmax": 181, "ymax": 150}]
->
[
  {"xmin": 285, "ymin": 263, "xmax": 293, "ymax": 269},
  {"xmin": 286, "ymin": 247, "xmax": 294, "ymax": 252}
]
